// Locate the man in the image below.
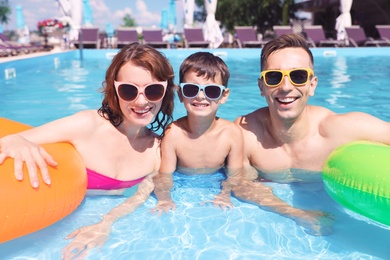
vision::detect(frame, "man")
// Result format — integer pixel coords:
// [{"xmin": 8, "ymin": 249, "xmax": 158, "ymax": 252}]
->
[
  {"xmin": 234, "ymin": 33, "xmax": 390, "ymax": 181},
  {"xmin": 230, "ymin": 33, "xmax": 390, "ymax": 236}
]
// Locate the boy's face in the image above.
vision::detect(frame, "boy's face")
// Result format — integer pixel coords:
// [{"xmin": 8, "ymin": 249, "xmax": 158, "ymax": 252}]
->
[{"xmin": 180, "ymin": 71, "xmax": 230, "ymax": 116}]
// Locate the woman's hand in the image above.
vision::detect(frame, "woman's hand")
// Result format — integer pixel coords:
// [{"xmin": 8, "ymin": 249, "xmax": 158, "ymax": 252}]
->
[
  {"xmin": 62, "ymin": 221, "xmax": 111, "ymax": 260},
  {"xmin": 0, "ymin": 134, "xmax": 57, "ymax": 188}
]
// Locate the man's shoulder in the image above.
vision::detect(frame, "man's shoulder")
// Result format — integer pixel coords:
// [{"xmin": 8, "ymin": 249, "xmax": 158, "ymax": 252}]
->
[
  {"xmin": 234, "ymin": 107, "xmax": 268, "ymax": 126},
  {"xmin": 309, "ymin": 105, "xmax": 337, "ymax": 123}
]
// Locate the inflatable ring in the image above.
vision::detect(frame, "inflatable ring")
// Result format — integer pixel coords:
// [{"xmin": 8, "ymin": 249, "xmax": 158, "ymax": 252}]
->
[
  {"xmin": 323, "ymin": 141, "xmax": 390, "ymax": 226},
  {"xmin": 0, "ymin": 117, "xmax": 87, "ymax": 243}
]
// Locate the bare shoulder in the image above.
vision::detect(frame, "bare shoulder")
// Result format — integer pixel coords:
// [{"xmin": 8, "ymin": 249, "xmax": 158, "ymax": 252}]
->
[
  {"xmin": 217, "ymin": 117, "xmax": 242, "ymax": 134},
  {"xmin": 317, "ymin": 106, "xmax": 390, "ymax": 142},
  {"xmin": 234, "ymin": 107, "xmax": 269, "ymax": 132},
  {"xmin": 319, "ymin": 106, "xmax": 380, "ymax": 127},
  {"xmin": 65, "ymin": 110, "xmax": 107, "ymax": 131},
  {"xmin": 163, "ymin": 117, "xmax": 187, "ymax": 141}
]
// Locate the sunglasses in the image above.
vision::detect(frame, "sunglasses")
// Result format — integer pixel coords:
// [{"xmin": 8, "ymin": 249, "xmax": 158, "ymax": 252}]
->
[
  {"xmin": 179, "ymin": 83, "xmax": 227, "ymax": 100},
  {"xmin": 260, "ymin": 68, "xmax": 314, "ymax": 87},
  {"xmin": 114, "ymin": 81, "xmax": 167, "ymax": 102}
]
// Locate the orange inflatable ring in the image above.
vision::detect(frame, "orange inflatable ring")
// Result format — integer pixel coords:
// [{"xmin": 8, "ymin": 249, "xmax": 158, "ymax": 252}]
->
[{"xmin": 0, "ymin": 117, "xmax": 87, "ymax": 243}]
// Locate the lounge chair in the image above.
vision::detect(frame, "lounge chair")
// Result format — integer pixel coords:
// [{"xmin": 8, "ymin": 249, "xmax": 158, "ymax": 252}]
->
[
  {"xmin": 0, "ymin": 33, "xmax": 41, "ymax": 53},
  {"xmin": 345, "ymin": 26, "xmax": 388, "ymax": 47},
  {"xmin": 234, "ymin": 26, "xmax": 269, "ymax": 48},
  {"xmin": 273, "ymin": 26, "xmax": 294, "ymax": 37},
  {"xmin": 75, "ymin": 27, "xmax": 100, "ymax": 49},
  {"xmin": 0, "ymin": 42, "xmax": 16, "ymax": 56},
  {"xmin": 99, "ymin": 32, "xmax": 107, "ymax": 49},
  {"xmin": 116, "ymin": 28, "xmax": 139, "ymax": 48},
  {"xmin": 375, "ymin": 25, "xmax": 390, "ymax": 45},
  {"xmin": 304, "ymin": 25, "xmax": 345, "ymax": 47},
  {"xmin": 142, "ymin": 29, "xmax": 169, "ymax": 49},
  {"xmin": 183, "ymin": 28, "xmax": 210, "ymax": 48}
]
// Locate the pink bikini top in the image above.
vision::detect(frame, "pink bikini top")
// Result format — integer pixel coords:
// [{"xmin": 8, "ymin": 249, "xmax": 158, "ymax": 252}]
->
[{"xmin": 86, "ymin": 168, "xmax": 145, "ymax": 190}]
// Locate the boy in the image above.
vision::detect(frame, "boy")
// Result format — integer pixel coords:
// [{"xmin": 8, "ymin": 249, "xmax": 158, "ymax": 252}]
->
[{"xmin": 153, "ymin": 52, "xmax": 243, "ymax": 211}]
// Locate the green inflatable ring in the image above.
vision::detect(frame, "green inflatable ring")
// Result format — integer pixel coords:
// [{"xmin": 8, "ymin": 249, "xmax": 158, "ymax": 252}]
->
[{"xmin": 322, "ymin": 141, "xmax": 390, "ymax": 226}]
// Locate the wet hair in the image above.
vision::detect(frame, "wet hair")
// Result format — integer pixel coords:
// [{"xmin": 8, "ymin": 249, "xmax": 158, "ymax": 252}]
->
[
  {"xmin": 260, "ymin": 33, "xmax": 314, "ymax": 71},
  {"xmin": 98, "ymin": 43, "xmax": 175, "ymax": 137},
  {"xmin": 179, "ymin": 52, "xmax": 230, "ymax": 87}
]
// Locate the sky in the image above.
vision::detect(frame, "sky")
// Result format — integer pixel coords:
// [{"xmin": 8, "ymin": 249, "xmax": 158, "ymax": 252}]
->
[{"xmin": 6, "ymin": 0, "xmax": 185, "ymax": 32}]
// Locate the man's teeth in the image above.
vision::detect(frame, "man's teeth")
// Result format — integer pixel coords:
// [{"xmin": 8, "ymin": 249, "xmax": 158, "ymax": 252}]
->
[{"xmin": 277, "ymin": 97, "xmax": 296, "ymax": 103}]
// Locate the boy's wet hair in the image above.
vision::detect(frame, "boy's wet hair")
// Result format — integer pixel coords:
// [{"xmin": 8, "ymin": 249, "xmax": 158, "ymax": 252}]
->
[{"xmin": 179, "ymin": 52, "xmax": 230, "ymax": 87}]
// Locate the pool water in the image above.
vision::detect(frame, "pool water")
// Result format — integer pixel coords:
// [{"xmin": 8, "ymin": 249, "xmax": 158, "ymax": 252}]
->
[{"xmin": 1, "ymin": 48, "xmax": 390, "ymax": 259}]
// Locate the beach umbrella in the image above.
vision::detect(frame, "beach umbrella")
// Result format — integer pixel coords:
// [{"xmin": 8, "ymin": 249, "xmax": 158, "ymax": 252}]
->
[
  {"xmin": 15, "ymin": 5, "xmax": 30, "ymax": 43},
  {"xmin": 15, "ymin": 5, "xmax": 25, "ymax": 30},
  {"xmin": 203, "ymin": 0, "xmax": 223, "ymax": 48},
  {"xmin": 57, "ymin": 0, "xmax": 71, "ymax": 17},
  {"xmin": 161, "ymin": 8, "xmax": 169, "ymax": 31},
  {"xmin": 70, "ymin": 0, "xmax": 83, "ymax": 30},
  {"xmin": 82, "ymin": 0, "xmax": 94, "ymax": 26},
  {"xmin": 57, "ymin": 0, "xmax": 82, "ymax": 41},
  {"xmin": 182, "ymin": 0, "xmax": 194, "ymax": 28},
  {"xmin": 335, "ymin": 0, "xmax": 353, "ymax": 42},
  {"xmin": 168, "ymin": 0, "xmax": 177, "ymax": 31}
]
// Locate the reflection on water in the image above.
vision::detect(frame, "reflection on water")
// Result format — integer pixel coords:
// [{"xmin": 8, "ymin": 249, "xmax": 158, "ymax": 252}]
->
[
  {"xmin": 257, "ymin": 168, "xmax": 323, "ymax": 183},
  {"xmin": 1, "ymin": 52, "xmax": 390, "ymax": 259},
  {"xmin": 330, "ymin": 56, "xmax": 351, "ymax": 89},
  {"xmin": 1, "ymin": 172, "xmax": 390, "ymax": 259}
]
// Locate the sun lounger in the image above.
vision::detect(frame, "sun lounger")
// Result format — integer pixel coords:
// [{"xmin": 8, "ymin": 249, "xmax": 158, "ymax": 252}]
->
[
  {"xmin": 116, "ymin": 28, "xmax": 139, "ymax": 48},
  {"xmin": 375, "ymin": 25, "xmax": 390, "ymax": 46},
  {"xmin": 304, "ymin": 25, "xmax": 345, "ymax": 47},
  {"xmin": 0, "ymin": 33, "xmax": 42, "ymax": 53},
  {"xmin": 74, "ymin": 27, "xmax": 100, "ymax": 49},
  {"xmin": 273, "ymin": 26, "xmax": 294, "ymax": 37},
  {"xmin": 142, "ymin": 29, "xmax": 169, "ymax": 49},
  {"xmin": 345, "ymin": 26, "xmax": 388, "ymax": 47},
  {"xmin": 234, "ymin": 26, "xmax": 269, "ymax": 48},
  {"xmin": 0, "ymin": 42, "xmax": 16, "ymax": 56},
  {"xmin": 183, "ymin": 28, "xmax": 210, "ymax": 48}
]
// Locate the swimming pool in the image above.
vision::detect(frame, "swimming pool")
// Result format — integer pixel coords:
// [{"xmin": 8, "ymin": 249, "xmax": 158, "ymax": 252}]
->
[{"xmin": 1, "ymin": 47, "xmax": 390, "ymax": 259}]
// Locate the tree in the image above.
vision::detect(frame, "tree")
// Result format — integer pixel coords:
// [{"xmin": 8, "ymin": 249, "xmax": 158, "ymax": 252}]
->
[
  {"xmin": 0, "ymin": 0, "xmax": 11, "ymax": 25},
  {"xmin": 122, "ymin": 14, "xmax": 136, "ymax": 27},
  {"xmin": 195, "ymin": 0, "xmax": 296, "ymax": 35},
  {"xmin": 194, "ymin": 0, "xmax": 206, "ymax": 23}
]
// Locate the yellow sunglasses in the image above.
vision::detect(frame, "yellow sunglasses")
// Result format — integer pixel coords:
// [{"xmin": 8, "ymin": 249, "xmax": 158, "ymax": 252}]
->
[{"xmin": 260, "ymin": 68, "xmax": 314, "ymax": 87}]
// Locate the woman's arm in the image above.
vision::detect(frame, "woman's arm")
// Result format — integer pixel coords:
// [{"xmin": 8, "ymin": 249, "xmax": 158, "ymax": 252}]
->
[
  {"xmin": 62, "ymin": 172, "xmax": 156, "ymax": 260},
  {"xmin": 0, "ymin": 111, "xmax": 96, "ymax": 187}
]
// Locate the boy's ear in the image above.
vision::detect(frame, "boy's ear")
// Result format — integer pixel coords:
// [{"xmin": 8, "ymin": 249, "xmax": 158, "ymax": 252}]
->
[
  {"xmin": 219, "ymin": 88, "xmax": 230, "ymax": 104},
  {"xmin": 177, "ymin": 87, "xmax": 184, "ymax": 103}
]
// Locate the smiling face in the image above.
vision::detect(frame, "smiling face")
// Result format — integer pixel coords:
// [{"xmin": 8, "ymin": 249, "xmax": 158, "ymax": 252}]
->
[
  {"xmin": 116, "ymin": 61, "xmax": 165, "ymax": 127},
  {"xmin": 259, "ymin": 47, "xmax": 318, "ymax": 122},
  {"xmin": 180, "ymin": 70, "xmax": 229, "ymax": 117}
]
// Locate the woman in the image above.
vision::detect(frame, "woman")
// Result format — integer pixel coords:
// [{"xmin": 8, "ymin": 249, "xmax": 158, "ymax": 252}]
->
[{"xmin": 0, "ymin": 43, "xmax": 175, "ymax": 259}]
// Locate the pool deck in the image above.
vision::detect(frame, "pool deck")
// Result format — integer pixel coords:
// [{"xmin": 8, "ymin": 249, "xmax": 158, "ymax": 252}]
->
[
  {"xmin": 1, "ymin": 46, "xmax": 390, "ymax": 65},
  {"xmin": 0, "ymin": 48, "xmax": 70, "ymax": 63}
]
